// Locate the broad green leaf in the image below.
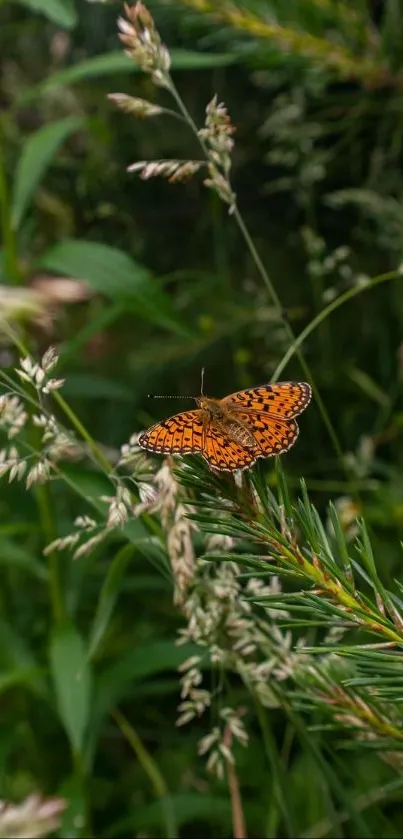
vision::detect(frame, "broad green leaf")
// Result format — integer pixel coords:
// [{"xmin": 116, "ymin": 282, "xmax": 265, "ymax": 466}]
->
[
  {"xmin": 49, "ymin": 622, "xmax": 92, "ymax": 755},
  {"xmin": 39, "ymin": 240, "xmax": 193, "ymax": 335},
  {"xmin": 17, "ymin": 0, "xmax": 77, "ymax": 28},
  {"xmin": 15, "ymin": 50, "xmax": 237, "ymax": 107},
  {"xmin": 87, "ymin": 544, "xmax": 134, "ymax": 660},
  {"xmin": 11, "ymin": 117, "xmax": 84, "ymax": 230}
]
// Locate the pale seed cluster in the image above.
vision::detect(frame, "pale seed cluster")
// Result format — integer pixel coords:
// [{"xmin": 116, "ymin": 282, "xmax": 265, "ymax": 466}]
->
[
  {"xmin": 110, "ymin": 4, "xmax": 237, "ymax": 210},
  {"xmin": 17, "ymin": 347, "xmax": 64, "ymax": 394},
  {"xmin": 0, "ymin": 794, "xmax": 66, "ymax": 839},
  {"xmin": 117, "ymin": 2, "xmax": 171, "ymax": 89},
  {"xmin": 176, "ymin": 551, "xmax": 306, "ymax": 777},
  {"xmin": 0, "ymin": 348, "xmax": 70, "ymax": 490}
]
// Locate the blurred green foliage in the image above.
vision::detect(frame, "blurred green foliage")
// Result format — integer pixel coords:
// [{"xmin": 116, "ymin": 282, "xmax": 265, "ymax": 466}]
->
[{"xmin": 1, "ymin": 0, "xmax": 403, "ymax": 837}]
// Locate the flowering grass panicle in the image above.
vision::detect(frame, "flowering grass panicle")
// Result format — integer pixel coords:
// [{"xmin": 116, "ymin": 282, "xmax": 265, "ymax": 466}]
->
[
  {"xmin": 175, "ymin": 546, "xmax": 306, "ymax": 775},
  {"xmin": 0, "ymin": 794, "xmax": 66, "ymax": 839},
  {"xmin": 139, "ymin": 460, "xmax": 198, "ymax": 603},
  {"xmin": 198, "ymin": 707, "xmax": 249, "ymax": 780},
  {"xmin": 17, "ymin": 347, "xmax": 64, "ymax": 394},
  {"xmin": 127, "ymin": 159, "xmax": 203, "ymax": 182},
  {"xmin": 101, "ymin": 485, "xmax": 133, "ymax": 528},
  {"xmin": 111, "ymin": 4, "xmax": 236, "ymax": 210},
  {"xmin": 117, "ymin": 1, "xmax": 171, "ymax": 89},
  {"xmin": 0, "ymin": 348, "xmax": 72, "ymax": 490},
  {"xmin": 107, "ymin": 93, "xmax": 164, "ymax": 118},
  {"xmin": 0, "ymin": 394, "xmax": 27, "ymax": 438}
]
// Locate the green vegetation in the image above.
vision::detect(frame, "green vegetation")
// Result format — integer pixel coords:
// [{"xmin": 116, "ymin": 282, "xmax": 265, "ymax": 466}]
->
[{"xmin": 1, "ymin": 1, "xmax": 403, "ymax": 837}]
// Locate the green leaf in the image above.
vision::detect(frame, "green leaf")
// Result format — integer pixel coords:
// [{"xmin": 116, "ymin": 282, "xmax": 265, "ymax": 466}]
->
[
  {"xmin": 39, "ymin": 240, "xmax": 193, "ymax": 335},
  {"xmin": 349, "ymin": 367, "xmax": 390, "ymax": 407},
  {"xmin": 0, "ymin": 667, "xmax": 45, "ymax": 696},
  {"xmin": 17, "ymin": 0, "xmax": 77, "ymax": 28},
  {"xmin": 171, "ymin": 49, "xmax": 236, "ymax": 69},
  {"xmin": 15, "ymin": 50, "xmax": 237, "ymax": 107},
  {"xmin": 88, "ymin": 544, "xmax": 134, "ymax": 660},
  {"xmin": 58, "ymin": 301, "xmax": 125, "ymax": 367},
  {"xmin": 49, "ymin": 622, "xmax": 92, "ymax": 755},
  {"xmin": 11, "ymin": 116, "xmax": 84, "ymax": 230}
]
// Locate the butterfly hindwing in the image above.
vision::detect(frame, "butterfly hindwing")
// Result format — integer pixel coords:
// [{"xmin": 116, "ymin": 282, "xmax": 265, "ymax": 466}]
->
[
  {"xmin": 226, "ymin": 411, "xmax": 299, "ymax": 456},
  {"xmin": 202, "ymin": 425, "xmax": 258, "ymax": 471}
]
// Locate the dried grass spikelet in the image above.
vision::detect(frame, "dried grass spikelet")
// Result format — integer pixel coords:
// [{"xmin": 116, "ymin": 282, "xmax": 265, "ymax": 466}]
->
[{"xmin": 0, "ymin": 276, "xmax": 93, "ymax": 339}]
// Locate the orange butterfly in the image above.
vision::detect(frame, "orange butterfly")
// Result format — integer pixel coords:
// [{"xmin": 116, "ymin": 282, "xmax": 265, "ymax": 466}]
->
[{"xmin": 138, "ymin": 381, "xmax": 312, "ymax": 472}]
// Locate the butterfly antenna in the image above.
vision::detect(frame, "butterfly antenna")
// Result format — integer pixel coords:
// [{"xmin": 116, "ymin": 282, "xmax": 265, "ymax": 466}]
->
[
  {"xmin": 201, "ymin": 366, "xmax": 205, "ymax": 396},
  {"xmin": 148, "ymin": 369, "xmax": 206, "ymax": 400},
  {"xmin": 148, "ymin": 393, "xmax": 196, "ymax": 399}
]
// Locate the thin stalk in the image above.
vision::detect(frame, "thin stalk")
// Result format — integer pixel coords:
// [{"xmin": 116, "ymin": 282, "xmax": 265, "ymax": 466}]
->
[
  {"xmin": 254, "ymin": 699, "xmax": 295, "ymax": 838},
  {"xmin": 273, "ymin": 270, "xmax": 400, "ymax": 380},
  {"xmin": 72, "ymin": 749, "xmax": 92, "ymax": 838},
  {"xmin": 111, "ymin": 707, "xmax": 177, "ymax": 839},
  {"xmin": 53, "ymin": 391, "xmax": 112, "ymax": 474},
  {"xmin": 35, "ymin": 483, "xmax": 65, "ymax": 623},
  {"xmin": 0, "ymin": 122, "xmax": 23, "ymax": 285}
]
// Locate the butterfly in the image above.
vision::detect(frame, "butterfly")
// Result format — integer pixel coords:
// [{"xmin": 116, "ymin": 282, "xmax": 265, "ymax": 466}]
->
[{"xmin": 138, "ymin": 381, "xmax": 312, "ymax": 472}]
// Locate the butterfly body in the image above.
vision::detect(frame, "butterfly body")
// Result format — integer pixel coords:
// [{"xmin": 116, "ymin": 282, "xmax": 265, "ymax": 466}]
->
[
  {"xmin": 139, "ymin": 381, "xmax": 312, "ymax": 472},
  {"xmin": 196, "ymin": 397, "xmax": 257, "ymax": 449}
]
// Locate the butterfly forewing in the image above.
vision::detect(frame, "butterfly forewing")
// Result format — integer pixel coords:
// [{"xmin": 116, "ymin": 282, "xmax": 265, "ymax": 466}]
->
[
  {"xmin": 223, "ymin": 382, "xmax": 312, "ymax": 419},
  {"xmin": 138, "ymin": 410, "xmax": 204, "ymax": 454}
]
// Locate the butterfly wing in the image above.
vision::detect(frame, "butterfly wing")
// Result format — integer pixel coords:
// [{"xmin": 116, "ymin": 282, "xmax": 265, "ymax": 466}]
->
[
  {"xmin": 139, "ymin": 410, "xmax": 256, "ymax": 471},
  {"xmin": 202, "ymin": 426, "xmax": 258, "ymax": 471},
  {"xmin": 224, "ymin": 411, "xmax": 299, "ymax": 456},
  {"xmin": 138, "ymin": 382, "xmax": 311, "ymax": 467},
  {"xmin": 138, "ymin": 410, "xmax": 204, "ymax": 454},
  {"xmin": 222, "ymin": 382, "xmax": 312, "ymax": 419}
]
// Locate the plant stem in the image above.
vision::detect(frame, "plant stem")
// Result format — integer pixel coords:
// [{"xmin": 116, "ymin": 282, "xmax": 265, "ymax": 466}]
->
[
  {"xmin": 53, "ymin": 391, "xmax": 112, "ymax": 474},
  {"xmin": 0, "ymin": 120, "xmax": 23, "ymax": 285},
  {"xmin": 272, "ymin": 269, "xmax": 400, "ymax": 380},
  {"xmin": 111, "ymin": 707, "xmax": 177, "ymax": 839},
  {"xmin": 35, "ymin": 482, "xmax": 65, "ymax": 623}
]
